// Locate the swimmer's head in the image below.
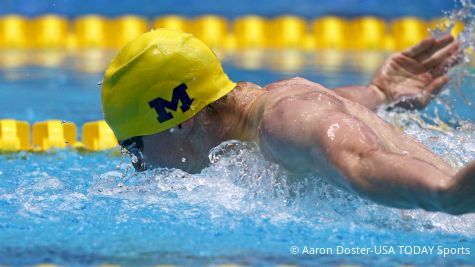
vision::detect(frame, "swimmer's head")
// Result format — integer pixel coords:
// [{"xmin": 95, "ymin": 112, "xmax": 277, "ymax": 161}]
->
[
  {"xmin": 133, "ymin": 98, "xmax": 233, "ymax": 173},
  {"xmin": 102, "ymin": 29, "xmax": 236, "ymax": 171}
]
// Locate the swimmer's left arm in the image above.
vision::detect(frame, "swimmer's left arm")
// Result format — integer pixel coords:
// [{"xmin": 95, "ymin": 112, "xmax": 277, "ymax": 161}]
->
[
  {"xmin": 333, "ymin": 85, "xmax": 386, "ymax": 110},
  {"xmin": 334, "ymin": 35, "xmax": 461, "ymax": 110}
]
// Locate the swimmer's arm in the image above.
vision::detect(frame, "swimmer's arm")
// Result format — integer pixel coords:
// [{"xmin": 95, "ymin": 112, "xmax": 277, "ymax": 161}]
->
[
  {"xmin": 337, "ymin": 148, "xmax": 475, "ymax": 214},
  {"xmin": 335, "ymin": 35, "xmax": 460, "ymax": 110},
  {"xmin": 258, "ymin": 101, "xmax": 472, "ymax": 214},
  {"xmin": 370, "ymin": 35, "xmax": 460, "ymax": 109},
  {"xmin": 313, "ymin": 112, "xmax": 474, "ymax": 214},
  {"xmin": 333, "ymin": 85, "xmax": 386, "ymax": 110}
]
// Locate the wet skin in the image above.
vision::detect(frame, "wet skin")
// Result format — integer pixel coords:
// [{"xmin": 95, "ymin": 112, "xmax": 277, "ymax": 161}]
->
[{"xmin": 140, "ymin": 35, "xmax": 475, "ymax": 214}]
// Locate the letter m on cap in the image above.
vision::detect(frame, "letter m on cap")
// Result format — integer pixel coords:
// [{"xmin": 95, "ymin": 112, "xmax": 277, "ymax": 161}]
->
[{"xmin": 148, "ymin": 83, "xmax": 194, "ymax": 123}]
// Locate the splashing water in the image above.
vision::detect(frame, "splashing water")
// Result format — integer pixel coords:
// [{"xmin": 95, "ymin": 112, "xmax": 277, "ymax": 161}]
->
[
  {"xmin": 431, "ymin": 0, "xmax": 475, "ymax": 110},
  {"xmin": 74, "ymin": 135, "xmax": 475, "ymax": 264},
  {"xmin": 2, "ymin": 132, "xmax": 474, "ymax": 265}
]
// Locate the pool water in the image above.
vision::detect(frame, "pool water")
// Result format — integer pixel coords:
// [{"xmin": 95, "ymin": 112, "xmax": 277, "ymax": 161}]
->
[{"xmin": 0, "ymin": 51, "xmax": 475, "ymax": 267}]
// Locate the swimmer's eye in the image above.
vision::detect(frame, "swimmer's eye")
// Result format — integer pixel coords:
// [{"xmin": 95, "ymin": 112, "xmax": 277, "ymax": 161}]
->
[
  {"xmin": 119, "ymin": 136, "xmax": 146, "ymax": 171},
  {"xmin": 169, "ymin": 124, "xmax": 183, "ymax": 133}
]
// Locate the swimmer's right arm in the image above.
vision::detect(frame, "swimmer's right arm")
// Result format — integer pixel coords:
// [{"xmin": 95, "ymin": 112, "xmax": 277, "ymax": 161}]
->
[
  {"xmin": 336, "ymin": 147, "xmax": 475, "ymax": 215},
  {"xmin": 259, "ymin": 104, "xmax": 474, "ymax": 214},
  {"xmin": 440, "ymin": 162, "xmax": 475, "ymax": 214},
  {"xmin": 315, "ymin": 112, "xmax": 474, "ymax": 215}
]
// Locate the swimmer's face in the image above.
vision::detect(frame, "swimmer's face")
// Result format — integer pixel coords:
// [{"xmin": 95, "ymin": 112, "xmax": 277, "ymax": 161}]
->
[{"xmin": 139, "ymin": 108, "xmax": 223, "ymax": 173}]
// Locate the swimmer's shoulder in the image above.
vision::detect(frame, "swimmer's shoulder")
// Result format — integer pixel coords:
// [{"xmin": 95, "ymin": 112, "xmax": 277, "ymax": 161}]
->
[
  {"xmin": 262, "ymin": 77, "xmax": 337, "ymax": 105},
  {"xmin": 259, "ymin": 77, "xmax": 345, "ymax": 116},
  {"xmin": 236, "ymin": 81, "xmax": 262, "ymax": 90},
  {"xmin": 264, "ymin": 77, "xmax": 327, "ymax": 92}
]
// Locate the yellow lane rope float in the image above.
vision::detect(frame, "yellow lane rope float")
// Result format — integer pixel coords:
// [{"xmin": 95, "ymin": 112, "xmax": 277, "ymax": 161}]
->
[
  {"xmin": 0, "ymin": 15, "xmax": 464, "ymax": 51},
  {"xmin": 0, "ymin": 119, "xmax": 117, "ymax": 152}
]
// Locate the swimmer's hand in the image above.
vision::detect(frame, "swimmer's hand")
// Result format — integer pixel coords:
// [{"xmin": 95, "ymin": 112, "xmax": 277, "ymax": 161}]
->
[
  {"xmin": 371, "ymin": 35, "xmax": 461, "ymax": 109},
  {"xmin": 439, "ymin": 161, "xmax": 475, "ymax": 215}
]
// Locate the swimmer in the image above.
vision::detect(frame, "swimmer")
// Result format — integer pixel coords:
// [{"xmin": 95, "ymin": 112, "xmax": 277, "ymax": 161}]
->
[{"xmin": 102, "ymin": 29, "xmax": 474, "ymax": 215}]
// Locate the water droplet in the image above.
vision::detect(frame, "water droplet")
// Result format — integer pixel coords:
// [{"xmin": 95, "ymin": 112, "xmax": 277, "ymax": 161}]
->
[{"xmin": 464, "ymin": 142, "xmax": 475, "ymax": 152}]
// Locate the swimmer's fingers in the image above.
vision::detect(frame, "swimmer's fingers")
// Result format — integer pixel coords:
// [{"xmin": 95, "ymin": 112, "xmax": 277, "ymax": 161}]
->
[
  {"xmin": 422, "ymin": 40, "xmax": 460, "ymax": 69},
  {"xmin": 426, "ymin": 74, "xmax": 450, "ymax": 96},
  {"xmin": 402, "ymin": 37, "xmax": 436, "ymax": 58},
  {"xmin": 430, "ymin": 51, "xmax": 463, "ymax": 77},
  {"xmin": 398, "ymin": 74, "xmax": 449, "ymax": 109},
  {"xmin": 414, "ymin": 35, "xmax": 455, "ymax": 62},
  {"xmin": 393, "ymin": 53, "xmax": 425, "ymax": 74},
  {"xmin": 441, "ymin": 161, "xmax": 475, "ymax": 214}
]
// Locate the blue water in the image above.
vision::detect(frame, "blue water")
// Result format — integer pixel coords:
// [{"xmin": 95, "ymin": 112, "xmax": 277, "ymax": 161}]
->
[{"xmin": 0, "ymin": 51, "xmax": 475, "ymax": 267}]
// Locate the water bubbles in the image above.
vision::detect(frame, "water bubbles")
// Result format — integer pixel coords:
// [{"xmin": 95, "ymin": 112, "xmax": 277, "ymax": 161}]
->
[
  {"xmin": 208, "ymin": 140, "xmax": 246, "ymax": 163},
  {"xmin": 464, "ymin": 141, "xmax": 475, "ymax": 151}
]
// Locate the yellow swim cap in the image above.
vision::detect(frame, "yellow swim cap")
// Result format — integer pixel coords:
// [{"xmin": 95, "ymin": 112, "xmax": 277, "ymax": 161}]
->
[{"xmin": 102, "ymin": 28, "xmax": 236, "ymax": 142}]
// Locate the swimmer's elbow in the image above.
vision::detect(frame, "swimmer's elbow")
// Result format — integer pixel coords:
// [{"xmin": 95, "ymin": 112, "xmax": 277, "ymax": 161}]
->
[{"xmin": 328, "ymin": 147, "xmax": 381, "ymax": 194}]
